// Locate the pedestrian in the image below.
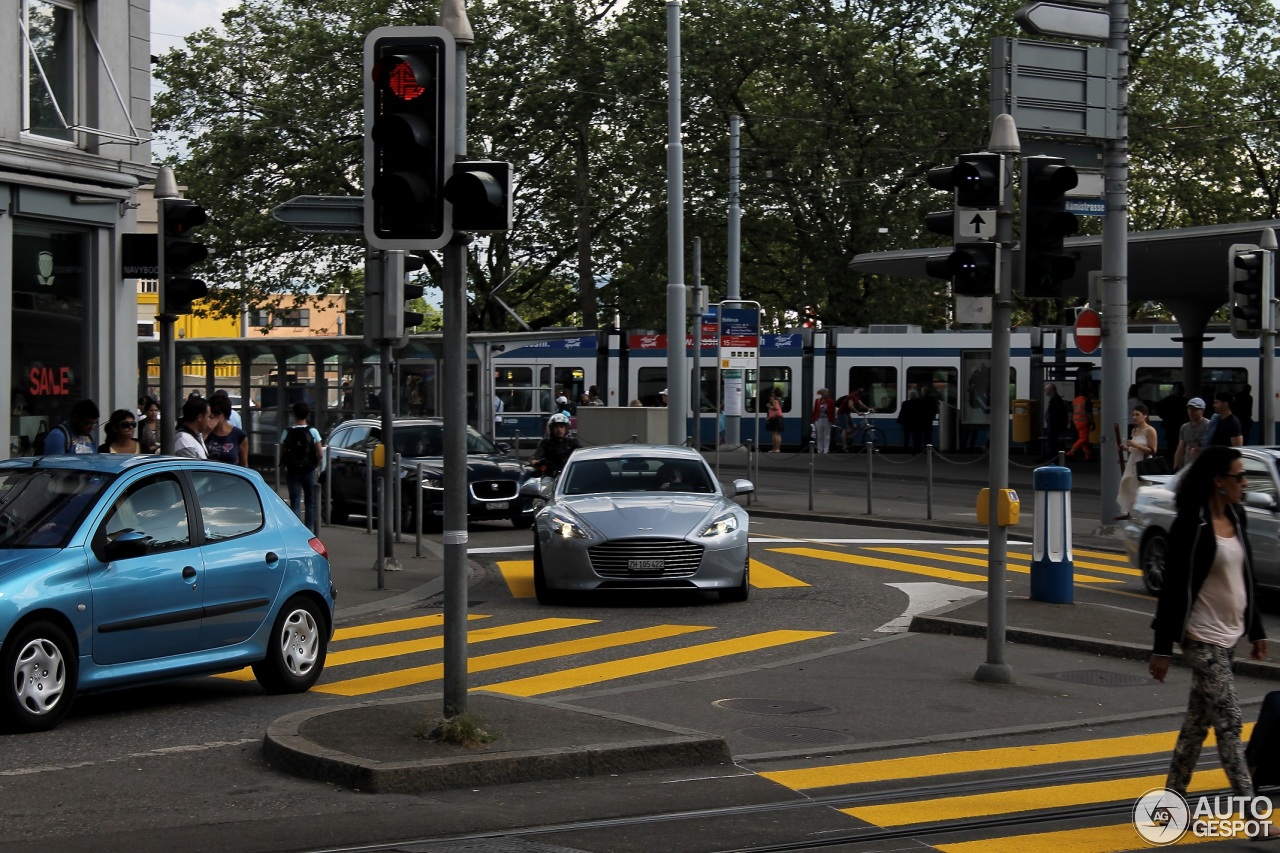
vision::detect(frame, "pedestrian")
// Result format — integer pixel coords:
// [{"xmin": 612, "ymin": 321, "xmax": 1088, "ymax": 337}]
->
[
  {"xmin": 1203, "ymin": 392, "xmax": 1243, "ymax": 449},
  {"xmin": 173, "ymin": 396, "xmax": 211, "ymax": 459},
  {"xmin": 211, "ymin": 389, "xmax": 243, "ymax": 430},
  {"xmin": 1044, "ymin": 383, "xmax": 1070, "ymax": 461},
  {"xmin": 1116, "ymin": 404, "xmax": 1158, "ymax": 519},
  {"xmin": 98, "ymin": 409, "xmax": 141, "ymax": 454},
  {"xmin": 1174, "ymin": 397, "xmax": 1209, "ymax": 470},
  {"xmin": 811, "ymin": 388, "xmax": 835, "ymax": 453},
  {"xmin": 1067, "ymin": 383, "xmax": 1093, "ymax": 461},
  {"xmin": 1234, "ymin": 384, "xmax": 1255, "ymax": 445},
  {"xmin": 40, "ymin": 398, "xmax": 100, "ymax": 455},
  {"xmin": 765, "ymin": 388, "xmax": 785, "ymax": 452},
  {"xmin": 137, "ymin": 395, "xmax": 161, "ymax": 454},
  {"xmin": 205, "ymin": 395, "xmax": 249, "ymax": 466},
  {"xmin": 279, "ymin": 401, "xmax": 324, "ymax": 528},
  {"xmin": 1149, "ymin": 446, "xmax": 1267, "ymax": 809},
  {"xmin": 1155, "ymin": 382, "xmax": 1188, "ymax": 462}
]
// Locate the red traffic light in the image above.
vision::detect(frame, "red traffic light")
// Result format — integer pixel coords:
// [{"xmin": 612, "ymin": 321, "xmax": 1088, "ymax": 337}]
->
[{"xmin": 376, "ymin": 55, "xmax": 430, "ymax": 101}]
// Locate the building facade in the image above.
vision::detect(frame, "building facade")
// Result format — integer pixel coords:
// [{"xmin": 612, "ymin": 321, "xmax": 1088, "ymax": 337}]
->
[{"xmin": 4, "ymin": 0, "xmax": 153, "ymax": 456}]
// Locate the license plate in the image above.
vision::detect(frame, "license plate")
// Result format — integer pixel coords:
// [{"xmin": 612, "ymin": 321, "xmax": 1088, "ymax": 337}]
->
[
  {"xmin": 628, "ymin": 559, "xmax": 664, "ymax": 570},
  {"xmin": 487, "ymin": 501, "xmax": 509, "ymax": 510}
]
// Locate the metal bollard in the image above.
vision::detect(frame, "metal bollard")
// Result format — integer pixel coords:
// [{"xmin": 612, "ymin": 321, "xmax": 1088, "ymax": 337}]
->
[
  {"xmin": 744, "ymin": 439, "xmax": 754, "ymax": 506},
  {"xmin": 365, "ymin": 448, "xmax": 374, "ymax": 535},
  {"xmin": 1030, "ymin": 465, "xmax": 1074, "ymax": 604},
  {"xmin": 513, "ymin": 430, "xmax": 522, "ymax": 461},
  {"xmin": 415, "ymin": 461, "xmax": 424, "ymax": 557},
  {"xmin": 322, "ymin": 446, "xmax": 332, "ymax": 526},
  {"xmin": 808, "ymin": 439, "xmax": 816, "ymax": 511},
  {"xmin": 926, "ymin": 443, "xmax": 934, "ymax": 520},
  {"xmin": 308, "ymin": 475, "xmax": 319, "ymax": 537},
  {"xmin": 393, "ymin": 452, "xmax": 402, "ymax": 544},
  {"xmin": 865, "ymin": 439, "xmax": 874, "ymax": 515}
]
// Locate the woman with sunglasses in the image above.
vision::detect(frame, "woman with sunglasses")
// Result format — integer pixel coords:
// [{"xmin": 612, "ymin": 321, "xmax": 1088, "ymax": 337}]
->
[
  {"xmin": 1150, "ymin": 445, "xmax": 1267, "ymax": 810},
  {"xmin": 99, "ymin": 409, "xmax": 142, "ymax": 454}
]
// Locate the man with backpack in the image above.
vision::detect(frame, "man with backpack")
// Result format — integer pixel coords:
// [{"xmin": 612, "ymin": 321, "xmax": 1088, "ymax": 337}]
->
[
  {"xmin": 279, "ymin": 401, "xmax": 324, "ymax": 529},
  {"xmin": 39, "ymin": 398, "xmax": 100, "ymax": 455}
]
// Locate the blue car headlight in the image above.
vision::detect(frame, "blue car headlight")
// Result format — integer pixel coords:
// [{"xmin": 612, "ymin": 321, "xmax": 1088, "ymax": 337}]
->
[
  {"xmin": 699, "ymin": 511, "xmax": 739, "ymax": 538},
  {"xmin": 547, "ymin": 509, "xmax": 592, "ymax": 540}
]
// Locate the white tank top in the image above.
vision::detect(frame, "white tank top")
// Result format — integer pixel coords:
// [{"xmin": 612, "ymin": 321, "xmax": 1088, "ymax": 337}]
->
[{"xmin": 1185, "ymin": 534, "xmax": 1247, "ymax": 649}]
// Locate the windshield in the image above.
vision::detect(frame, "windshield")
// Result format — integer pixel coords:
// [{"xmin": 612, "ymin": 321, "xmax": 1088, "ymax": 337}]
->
[
  {"xmin": 0, "ymin": 469, "xmax": 113, "ymax": 548},
  {"xmin": 392, "ymin": 424, "xmax": 498, "ymax": 458},
  {"xmin": 562, "ymin": 457, "xmax": 715, "ymax": 496}
]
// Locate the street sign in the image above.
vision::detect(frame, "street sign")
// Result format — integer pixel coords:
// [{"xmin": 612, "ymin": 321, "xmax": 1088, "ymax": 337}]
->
[
  {"xmin": 1074, "ymin": 307, "xmax": 1102, "ymax": 354},
  {"xmin": 271, "ymin": 195, "xmax": 364, "ymax": 234},
  {"xmin": 121, "ymin": 233, "xmax": 158, "ymax": 279},
  {"xmin": 991, "ymin": 37, "xmax": 1120, "ymax": 139},
  {"xmin": 956, "ymin": 208, "xmax": 998, "ymax": 241},
  {"xmin": 719, "ymin": 306, "xmax": 759, "ymax": 369},
  {"xmin": 1066, "ymin": 198, "xmax": 1106, "ymax": 217},
  {"xmin": 1015, "ymin": 2, "xmax": 1110, "ymax": 42}
]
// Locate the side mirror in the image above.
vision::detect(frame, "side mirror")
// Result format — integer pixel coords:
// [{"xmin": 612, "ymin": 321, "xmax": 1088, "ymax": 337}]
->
[
  {"xmin": 732, "ymin": 478, "xmax": 755, "ymax": 497},
  {"xmin": 1245, "ymin": 491, "xmax": 1278, "ymax": 512},
  {"xmin": 103, "ymin": 530, "xmax": 152, "ymax": 562},
  {"xmin": 495, "ymin": 441, "xmax": 512, "ymax": 455},
  {"xmin": 519, "ymin": 480, "xmax": 543, "ymax": 498}
]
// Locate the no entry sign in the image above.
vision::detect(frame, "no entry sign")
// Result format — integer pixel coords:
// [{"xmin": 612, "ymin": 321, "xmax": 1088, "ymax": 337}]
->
[{"xmin": 1074, "ymin": 307, "xmax": 1101, "ymax": 354}]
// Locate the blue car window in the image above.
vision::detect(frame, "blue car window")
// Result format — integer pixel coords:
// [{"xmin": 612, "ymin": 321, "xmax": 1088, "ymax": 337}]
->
[
  {"xmin": 189, "ymin": 470, "xmax": 264, "ymax": 541},
  {"xmin": 0, "ymin": 469, "xmax": 112, "ymax": 548},
  {"xmin": 104, "ymin": 476, "xmax": 190, "ymax": 551}
]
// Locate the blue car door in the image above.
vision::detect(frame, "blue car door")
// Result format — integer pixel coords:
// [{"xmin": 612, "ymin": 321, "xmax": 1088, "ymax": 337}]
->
[
  {"xmin": 88, "ymin": 473, "xmax": 203, "ymax": 665},
  {"xmin": 188, "ymin": 469, "xmax": 282, "ymax": 649}
]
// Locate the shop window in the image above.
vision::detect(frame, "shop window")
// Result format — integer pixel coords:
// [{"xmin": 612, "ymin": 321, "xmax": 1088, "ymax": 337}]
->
[{"xmin": 22, "ymin": 0, "xmax": 79, "ymax": 143}]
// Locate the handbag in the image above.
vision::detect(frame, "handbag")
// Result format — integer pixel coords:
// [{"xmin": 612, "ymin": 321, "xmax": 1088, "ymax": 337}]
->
[{"xmin": 1136, "ymin": 456, "xmax": 1171, "ymax": 476}]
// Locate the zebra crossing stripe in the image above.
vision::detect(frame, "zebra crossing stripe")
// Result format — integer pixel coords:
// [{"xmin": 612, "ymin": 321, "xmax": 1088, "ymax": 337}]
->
[
  {"xmin": 867, "ymin": 547, "xmax": 1122, "ymax": 585},
  {"xmin": 479, "ymin": 629, "xmax": 832, "ymax": 697},
  {"xmin": 768, "ymin": 547, "xmax": 987, "ymax": 583},
  {"xmin": 332, "ymin": 613, "xmax": 488, "ymax": 642},
  {"xmin": 933, "ymin": 819, "xmax": 1221, "ymax": 853},
  {"xmin": 313, "ymin": 623, "xmax": 714, "ymax": 697},
  {"xmin": 950, "ymin": 547, "xmax": 1141, "ymax": 578},
  {"xmin": 749, "ymin": 557, "xmax": 809, "ymax": 588},
  {"xmin": 1073, "ymin": 547, "xmax": 1130, "ymax": 562},
  {"xmin": 497, "ymin": 559, "xmax": 536, "ymax": 598}
]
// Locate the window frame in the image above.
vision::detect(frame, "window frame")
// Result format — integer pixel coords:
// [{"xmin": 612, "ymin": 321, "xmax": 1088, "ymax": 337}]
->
[{"xmin": 21, "ymin": 0, "xmax": 80, "ymax": 146}]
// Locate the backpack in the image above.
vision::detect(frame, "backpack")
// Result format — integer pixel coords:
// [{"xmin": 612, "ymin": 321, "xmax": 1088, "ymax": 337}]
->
[
  {"xmin": 33, "ymin": 423, "xmax": 70, "ymax": 456},
  {"xmin": 282, "ymin": 426, "xmax": 317, "ymax": 473}
]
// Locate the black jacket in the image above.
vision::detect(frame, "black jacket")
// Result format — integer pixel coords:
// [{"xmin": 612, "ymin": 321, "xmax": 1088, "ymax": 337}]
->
[
  {"xmin": 531, "ymin": 435, "xmax": 580, "ymax": 475},
  {"xmin": 1150, "ymin": 503, "xmax": 1265, "ymax": 656}
]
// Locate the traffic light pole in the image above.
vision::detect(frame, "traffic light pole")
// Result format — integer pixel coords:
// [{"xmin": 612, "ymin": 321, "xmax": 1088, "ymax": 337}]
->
[
  {"xmin": 975, "ymin": 115, "xmax": 1018, "ymax": 686},
  {"xmin": 1262, "ymin": 228, "xmax": 1277, "ymax": 445},
  {"xmin": 159, "ymin": 313, "xmax": 176, "ymax": 455}
]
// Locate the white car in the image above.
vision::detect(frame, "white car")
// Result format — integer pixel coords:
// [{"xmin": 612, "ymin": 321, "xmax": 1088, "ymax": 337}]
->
[
  {"xmin": 1122, "ymin": 447, "xmax": 1280, "ymax": 595},
  {"xmin": 524, "ymin": 445, "xmax": 754, "ymax": 604}
]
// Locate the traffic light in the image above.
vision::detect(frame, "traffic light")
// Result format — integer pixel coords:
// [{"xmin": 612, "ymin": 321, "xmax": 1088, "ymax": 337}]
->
[
  {"xmin": 363, "ymin": 26, "xmax": 455, "ymax": 251},
  {"xmin": 1229, "ymin": 243, "xmax": 1269, "ymax": 339},
  {"xmin": 1020, "ymin": 155, "xmax": 1079, "ymax": 298},
  {"xmin": 158, "ymin": 198, "xmax": 209, "ymax": 315},
  {"xmin": 444, "ymin": 161, "xmax": 512, "ymax": 233},
  {"xmin": 380, "ymin": 251, "xmax": 426, "ymax": 342},
  {"xmin": 924, "ymin": 153, "xmax": 1002, "ymax": 297}
]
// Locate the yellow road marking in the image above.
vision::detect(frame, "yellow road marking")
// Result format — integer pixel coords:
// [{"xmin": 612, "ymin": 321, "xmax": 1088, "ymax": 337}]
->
[
  {"xmin": 750, "ymin": 557, "xmax": 809, "ymax": 588},
  {"xmin": 479, "ymin": 629, "xmax": 832, "ymax": 696},
  {"xmin": 332, "ymin": 613, "xmax": 487, "ymax": 642},
  {"xmin": 935, "ymin": 820, "xmax": 1220, "ymax": 853},
  {"xmin": 769, "ymin": 547, "xmax": 988, "ymax": 584},
  {"xmin": 845, "ymin": 769, "xmax": 1227, "ymax": 827},
  {"xmin": 951, "ymin": 547, "xmax": 1141, "ymax": 578},
  {"xmin": 867, "ymin": 547, "xmax": 1121, "ymax": 585},
  {"xmin": 1074, "ymin": 547, "xmax": 1131, "ymax": 562},
  {"xmin": 497, "ymin": 559, "xmax": 535, "ymax": 598},
  {"xmin": 313, "ymin": 623, "xmax": 714, "ymax": 696}
]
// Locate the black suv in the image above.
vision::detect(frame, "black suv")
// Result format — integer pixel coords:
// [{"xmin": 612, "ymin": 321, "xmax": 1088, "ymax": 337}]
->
[{"xmin": 324, "ymin": 418, "xmax": 535, "ymax": 529}]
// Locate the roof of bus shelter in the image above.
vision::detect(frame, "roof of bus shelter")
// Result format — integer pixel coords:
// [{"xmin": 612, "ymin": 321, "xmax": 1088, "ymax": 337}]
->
[
  {"xmin": 850, "ymin": 219, "xmax": 1280, "ymax": 316},
  {"xmin": 137, "ymin": 328, "xmax": 594, "ymax": 367}
]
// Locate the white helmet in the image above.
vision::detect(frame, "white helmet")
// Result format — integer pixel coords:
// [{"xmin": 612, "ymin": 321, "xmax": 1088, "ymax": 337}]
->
[{"xmin": 549, "ymin": 413, "xmax": 571, "ymax": 426}]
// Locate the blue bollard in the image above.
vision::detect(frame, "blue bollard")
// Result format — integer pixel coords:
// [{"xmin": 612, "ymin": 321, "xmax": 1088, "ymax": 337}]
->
[{"xmin": 1031, "ymin": 465, "xmax": 1073, "ymax": 604}]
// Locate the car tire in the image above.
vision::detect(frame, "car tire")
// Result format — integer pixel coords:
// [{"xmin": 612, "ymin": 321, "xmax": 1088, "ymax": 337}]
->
[
  {"xmin": 722, "ymin": 554, "xmax": 750, "ymax": 602},
  {"xmin": 1141, "ymin": 531, "xmax": 1168, "ymax": 596},
  {"xmin": 533, "ymin": 540, "xmax": 561, "ymax": 605},
  {"xmin": 252, "ymin": 597, "xmax": 328, "ymax": 694},
  {"xmin": 1, "ymin": 620, "xmax": 77, "ymax": 732}
]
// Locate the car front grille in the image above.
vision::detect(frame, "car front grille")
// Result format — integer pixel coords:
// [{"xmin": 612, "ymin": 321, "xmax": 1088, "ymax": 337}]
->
[
  {"xmin": 588, "ymin": 538, "xmax": 704, "ymax": 578},
  {"xmin": 470, "ymin": 480, "xmax": 518, "ymax": 501}
]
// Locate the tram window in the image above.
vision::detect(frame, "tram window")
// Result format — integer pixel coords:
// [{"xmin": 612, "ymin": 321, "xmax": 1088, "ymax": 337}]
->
[
  {"xmin": 846, "ymin": 367, "xmax": 898, "ymax": 413},
  {"xmin": 495, "ymin": 367, "xmax": 535, "ymax": 413},
  {"xmin": 747, "ymin": 367, "xmax": 792, "ymax": 413},
  {"xmin": 698, "ymin": 368, "xmax": 717, "ymax": 412},
  {"xmin": 1201, "ymin": 368, "xmax": 1249, "ymax": 404},
  {"xmin": 1133, "ymin": 369, "xmax": 1176, "ymax": 411},
  {"xmin": 554, "ymin": 367, "xmax": 585, "ymax": 407},
  {"xmin": 638, "ymin": 367, "xmax": 667, "ymax": 406},
  {"xmin": 905, "ymin": 366, "xmax": 957, "ymax": 409}
]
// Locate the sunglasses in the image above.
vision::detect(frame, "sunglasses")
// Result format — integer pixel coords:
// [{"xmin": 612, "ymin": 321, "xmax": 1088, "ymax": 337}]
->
[
  {"xmin": 1223, "ymin": 472, "xmax": 1248, "ymax": 481},
  {"xmin": 120, "ymin": 422, "xmax": 136, "ymax": 429}
]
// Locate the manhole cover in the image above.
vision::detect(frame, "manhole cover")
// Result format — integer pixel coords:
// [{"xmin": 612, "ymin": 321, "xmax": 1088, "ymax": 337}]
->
[
  {"xmin": 738, "ymin": 726, "xmax": 853, "ymax": 747},
  {"xmin": 714, "ymin": 698, "xmax": 837, "ymax": 716},
  {"xmin": 1044, "ymin": 669, "xmax": 1150, "ymax": 687}
]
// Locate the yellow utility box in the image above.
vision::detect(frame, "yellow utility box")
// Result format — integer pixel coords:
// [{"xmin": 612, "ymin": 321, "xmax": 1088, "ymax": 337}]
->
[
  {"xmin": 976, "ymin": 488, "xmax": 1021, "ymax": 526},
  {"xmin": 1012, "ymin": 399, "xmax": 1033, "ymax": 443},
  {"xmin": 372, "ymin": 442, "xmax": 385, "ymax": 468}
]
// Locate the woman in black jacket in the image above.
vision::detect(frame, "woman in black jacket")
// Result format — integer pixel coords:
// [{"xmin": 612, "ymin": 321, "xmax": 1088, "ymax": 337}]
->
[{"xmin": 1149, "ymin": 445, "xmax": 1267, "ymax": 800}]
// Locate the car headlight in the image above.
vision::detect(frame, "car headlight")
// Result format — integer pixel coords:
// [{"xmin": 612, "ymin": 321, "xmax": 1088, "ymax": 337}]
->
[
  {"xmin": 699, "ymin": 511, "xmax": 739, "ymax": 538},
  {"xmin": 547, "ymin": 509, "xmax": 591, "ymax": 540}
]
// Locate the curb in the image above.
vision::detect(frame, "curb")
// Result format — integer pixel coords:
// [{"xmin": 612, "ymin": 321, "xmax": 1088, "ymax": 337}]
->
[{"xmin": 263, "ymin": 692, "xmax": 732, "ymax": 794}]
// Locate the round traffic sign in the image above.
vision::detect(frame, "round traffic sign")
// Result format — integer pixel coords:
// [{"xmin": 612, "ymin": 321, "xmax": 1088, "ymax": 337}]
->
[{"xmin": 1075, "ymin": 308, "xmax": 1101, "ymax": 354}]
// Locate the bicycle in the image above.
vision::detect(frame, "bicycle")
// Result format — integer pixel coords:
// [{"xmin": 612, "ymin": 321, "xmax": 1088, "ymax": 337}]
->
[{"xmin": 844, "ymin": 413, "xmax": 881, "ymax": 451}]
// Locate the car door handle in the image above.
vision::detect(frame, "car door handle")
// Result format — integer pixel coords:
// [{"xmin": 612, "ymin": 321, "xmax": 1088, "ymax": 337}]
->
[
  {"xmin": 265, "ymin": 552, "xmax": 279, "ymax": 563},
  {"xmin": 182, "ymin": 566, "xmax": 197, "ymax": 580}
]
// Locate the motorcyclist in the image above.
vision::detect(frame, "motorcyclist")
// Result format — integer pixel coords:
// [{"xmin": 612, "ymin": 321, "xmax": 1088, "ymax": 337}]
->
[{"xmin": 529, "ymin": 413, "xmax": 580, "ymax": 476}]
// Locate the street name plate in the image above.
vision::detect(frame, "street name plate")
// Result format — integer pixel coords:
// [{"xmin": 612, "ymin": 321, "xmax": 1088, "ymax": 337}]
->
[
  {"xmin": 271, "ymin": 195, "xmax": 364, "ymax": 234},
  {"xmin": 991, "ymin": 37, "xmax": 1120, "ymax": 139},
  {"xmin": 1015, "ymin": 2, "xmax": 1110, "ymax": 42},
  {"xmin": 1066, "ymin": 198, "xmax": 1106, "ymax": 217}
]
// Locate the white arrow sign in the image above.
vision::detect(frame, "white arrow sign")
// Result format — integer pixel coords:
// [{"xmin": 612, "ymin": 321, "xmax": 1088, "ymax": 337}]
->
[
  {"xmin": 955, "ymin": 208, "xmax": 997, "ymax": 242},
  {"xmin": 1015, "ymin": 2, "xmax": 1110, "ymax": 42}
]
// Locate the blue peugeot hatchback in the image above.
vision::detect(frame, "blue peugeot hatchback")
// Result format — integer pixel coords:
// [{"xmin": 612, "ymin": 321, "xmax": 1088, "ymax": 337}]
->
[{"xmin": 0, "ymin": 455, "xmax": 336, "ymax": 731}]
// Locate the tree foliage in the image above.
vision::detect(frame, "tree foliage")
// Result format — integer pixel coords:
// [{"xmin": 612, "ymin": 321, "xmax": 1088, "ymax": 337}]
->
[{"xmin": 153, "ymin": 0, "xmax": 1280, "ymax": 333}]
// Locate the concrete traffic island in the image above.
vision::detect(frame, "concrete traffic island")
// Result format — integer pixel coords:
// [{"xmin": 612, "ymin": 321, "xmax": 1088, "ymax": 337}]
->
[{"xmin": 263, "ymin": 691, "xmax": 732, "ymax": 794}]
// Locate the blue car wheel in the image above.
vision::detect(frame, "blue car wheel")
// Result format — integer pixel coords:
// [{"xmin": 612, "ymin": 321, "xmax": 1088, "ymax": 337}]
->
[
  {"xmin": 3, "ymin": 620, "xmax": 77, "ymax": 732},
  {"xmin": 252, "ymin": 597, "xmax": 328, "ymax": 694}
]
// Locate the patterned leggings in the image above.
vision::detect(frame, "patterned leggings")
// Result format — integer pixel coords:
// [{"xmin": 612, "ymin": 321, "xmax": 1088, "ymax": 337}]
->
[{"xmin": 1166, "ymin": 638, "xmax": 1254, "ymax": 798}]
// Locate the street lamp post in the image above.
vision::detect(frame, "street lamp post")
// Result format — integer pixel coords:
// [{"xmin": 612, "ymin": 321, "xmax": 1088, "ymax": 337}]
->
[{"xmin": 155, "ymin": 166, "xmax": 180, "ymax": 455}]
